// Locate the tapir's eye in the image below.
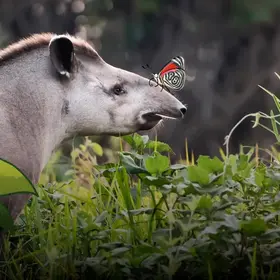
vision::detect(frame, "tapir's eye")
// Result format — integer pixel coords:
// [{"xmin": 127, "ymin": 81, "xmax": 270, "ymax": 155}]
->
[{"xmin": 112, "ymin": 84, "xmax": 126, "ymax": 95}]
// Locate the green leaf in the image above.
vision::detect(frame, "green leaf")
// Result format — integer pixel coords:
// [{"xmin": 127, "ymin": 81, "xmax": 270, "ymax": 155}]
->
[
  {"xmin": 128, "ymin": 208, "xmax": 154, "ymax": 215},
  {"xmin": 146, "ymin": 141, "xmax": 173, "ymax": 153},
  {"xmin": 0, "ymin": 203, "xmax": 14, "ymax": 231},
  {"xmin": 198, "ymin": 195, "xmax": 213, "ymax": 209},
  {"xmin": 99, "ymin": 242, "xmax": 124, "ymax": 250},
  {"xmin": 95, "ymin": 211, "xmax": 108, "ymax": 223},
  {"xmin": 133, "ymin": 134, "xmax": 146, "ymax": 149},
  {"xmin": 255, "ymin": 166, "xmax": 265, "ymax": 187},
  {"xmin": 170, "ymin": 164, "xmax": 187, "ymax": 170},
  {"xmin": 144, "ymin": 153, "xmax": 170, "ymax": 174},
  {"xmin": 200, "ymin": 223, "xmax": 221, "ymax": 235},
  {"xmin": 122, "ymin": 134, "xmax": 149, "ymax": 150},
  {"xmin": 90, "ymin": 142, "xmax": 103, "ymax": 156},
  {"xmin": 197, "ymin": 156, "xmax": 223, "ymax": 173},
  {"xmin": 141, "ymin": 175, "xmax": 171, "ymax": 187},
  {"xmin": 228, "ymin": 155, "xmax": 238, "ymax": 175},
  {"xmin": 240, "ymin": 218, "xmax": 267, "ymax": 236},
  {"xmin": 122, "ymin": 135, "xmax": 134, "ymax": 147},
  {"xmin": 133, "ymin": 244, "xmax": 163, "ymax": 256},
  {"xmin": 119, "ymin": 153, "xmax": 147, "ymax": 174},
  {"xmin": 187, "ymin": 165, "xmax": 209, "ymax": 185},
  {"xmin": 220, "ymin": 214, "xmax": 239, "ymax": 231},
  {"xmin": 0, "ymin": 158, "xmax": 37, "ymax": 196},
  {"xmin": 141, "ymin": 135, "xmax": 149, "ymax": 145},
  {"xmin": 185, "ymin": 196, "xmax": 201, "ymax": 212},
  {"xmin": 237, "ymin": 154, "xmax": 249, "ymax": 170},
  {"xmin": 110, "ymin": 247, "xmax": 131, "ymax": 257}
]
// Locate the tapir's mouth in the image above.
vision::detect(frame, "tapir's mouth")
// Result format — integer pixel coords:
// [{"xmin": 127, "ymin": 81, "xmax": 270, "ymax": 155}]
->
[
  {"xmin": 143, "ymin": 112, "xmax": 178, "ymax": 121},
  {"xmin": 139, "ymin": 111, "xmax": 183, "ymax": 130}
]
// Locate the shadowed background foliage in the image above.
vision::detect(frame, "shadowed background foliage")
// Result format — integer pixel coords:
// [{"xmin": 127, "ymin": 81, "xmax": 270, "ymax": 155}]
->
[{"xmin": 1, "ymin": 0, "xmax": 280, "ymax": 167}]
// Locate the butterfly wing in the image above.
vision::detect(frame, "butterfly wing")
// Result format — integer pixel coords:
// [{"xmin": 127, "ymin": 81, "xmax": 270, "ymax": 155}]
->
[
  {"xmin": 157, "ymin": 56, "xmax": 186, "ymax": 91},
  {"xmin": 159, "ymin": 56, "xmax": 185, "ymax": 77},
  {"xmin": 171, "ymin": 56, "xmax": 185, "ymax": 70},
  {"xmin": 161, "ymin": 68, "xmax": 186, "ymax": 91}
]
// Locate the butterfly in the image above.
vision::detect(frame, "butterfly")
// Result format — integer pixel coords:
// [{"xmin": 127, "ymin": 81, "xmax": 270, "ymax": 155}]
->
[{"xmin": 143, "ymin": 56, "xmax": 193, "ymax": 92}]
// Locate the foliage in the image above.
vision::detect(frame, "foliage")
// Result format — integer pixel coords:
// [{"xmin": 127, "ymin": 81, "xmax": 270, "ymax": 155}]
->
[
  {"xmin": 1, "ymin": 133, "xmax": 280, "ymax": 279},
  {"xmin": 0, "ymin": 159, "xmax": 36, "ymax": 197},
  {"xmin": 0, "ymin": 159, "xmax": 37, "ymax": 232}
]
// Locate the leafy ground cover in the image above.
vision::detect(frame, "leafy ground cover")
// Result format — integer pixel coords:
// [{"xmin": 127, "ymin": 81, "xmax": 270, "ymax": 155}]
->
[
  {"xmin": 2, "ymin": 79, "xmax": 280, "ymax": 279},
  {"xmin": 0, "ymin": 133, "xmax": 280, "ymax": 280}
]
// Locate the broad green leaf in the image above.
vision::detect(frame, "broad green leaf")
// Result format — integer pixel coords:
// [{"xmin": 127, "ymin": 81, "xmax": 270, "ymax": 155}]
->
[
  {"xmin": 123, "ymin": 133, "xmax": 149, "ymax": 150},
  {"xmin": 220, "ymin": 214, "xmax": 239, "ymax": 231},
  {"xmin": 141, "ymin": 175, "xmax": 171, "ymax": 187},
  {"xmin": 133, "ymin": 133, "xmax": 146, "ymax": 149},
  {"xmin": 198, "ymin": 195, "xmax": 213, "ymax": 209},
  {"xmin": 146, "ymin": 141, "xmax": 173, "ymax": 153},
  {"xmin": 240, "ymin": 218, "xmax": 267, "ymax": 236},
  {"xmin": 197, "ymin": 156, "xmax": 223, "ymax": 173},
  {"xmin": 185, "ymin": 196, "xmax": 200, "ymax": 212},
  {"xmin": 175, "ymin": 220, "xmax": 201, "ymax": 233},
  {"xmin": 144, "ymin": 153, "xmax": 170, "ymax": 174},
  {"xmin": 0, "ymin": 158, "xmax": 37, "ymax": 196},
  {"xmin": 0, "ymin": 203, "xmax": 14, "ymax": 231},
  {"xmin": 119, "ymin": 153, "xmax": 147, "ymax": 174},
  {"xmin": 187, "ymin": 165, "xmax": 209, "ymax": 185},
  {"xmin": 211, "ymin": 157, "xmax": 224, "ymax": 172},
  {"xmin": 122, "ymin": 135, "xmax": 134, "ymax": 147},
  {"xmin": 255, "ymin": 166, "xmax": 265, "ymax": 187},
  {"xmin": 200, "ymin": 223, "xmax": 221, "ymax": 235}
]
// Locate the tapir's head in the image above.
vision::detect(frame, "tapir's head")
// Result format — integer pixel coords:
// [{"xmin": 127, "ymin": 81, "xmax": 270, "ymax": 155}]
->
[{"xmin": 49, "ymin": 35, "xmax": 187, "ymax": 136}]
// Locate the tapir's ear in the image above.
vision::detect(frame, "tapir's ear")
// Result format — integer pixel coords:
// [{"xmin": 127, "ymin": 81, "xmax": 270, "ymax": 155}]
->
[{"xmin": 49, "ymin": 35, "xmax": 75, "ymax": 77}]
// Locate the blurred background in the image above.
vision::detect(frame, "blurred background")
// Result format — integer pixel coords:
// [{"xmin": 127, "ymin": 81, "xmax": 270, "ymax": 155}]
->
[{"xmin": 1, "ymin": 0, "xmax": 280, "ymax": 169}]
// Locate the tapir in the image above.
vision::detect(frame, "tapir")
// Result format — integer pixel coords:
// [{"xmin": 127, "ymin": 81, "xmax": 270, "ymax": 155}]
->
[{"xmin": 0, "ymin": 33, "xmax": 187, "ymax": 243}]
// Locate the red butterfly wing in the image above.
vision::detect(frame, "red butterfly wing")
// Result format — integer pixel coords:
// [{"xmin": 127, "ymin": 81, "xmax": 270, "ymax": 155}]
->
[{"xmin": 159, "ymin": 61, "xmax": 179, "ymax": 77}]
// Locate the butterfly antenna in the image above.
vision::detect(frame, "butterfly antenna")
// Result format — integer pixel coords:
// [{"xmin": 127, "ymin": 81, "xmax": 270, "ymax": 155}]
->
[{"xmin": 142, "ymin": 64, "xmax": 153, "ymax": 70}]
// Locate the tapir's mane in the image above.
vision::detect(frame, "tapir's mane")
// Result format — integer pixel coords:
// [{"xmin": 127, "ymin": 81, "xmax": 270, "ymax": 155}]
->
[{"xmin": 0, "ymin": 33, "xmax": 99, "ymax": 63}]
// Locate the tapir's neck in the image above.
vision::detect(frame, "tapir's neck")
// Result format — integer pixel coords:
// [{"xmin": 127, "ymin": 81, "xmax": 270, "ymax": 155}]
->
[
  {"xmin": 0, "ymin": 56, "xmax": 69, "ymax": 220},
  {"xmin": 0, "ymin": 50, "xmax": 68, "ymax": 184},
  {"xmin": 0, "ymin": 91, "xmax": 65, "ymax": 184}
]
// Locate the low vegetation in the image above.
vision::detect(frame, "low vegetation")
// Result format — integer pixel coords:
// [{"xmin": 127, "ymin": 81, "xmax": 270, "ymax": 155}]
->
[{"xmin": 2, "ymin": 80, "xmax": 280, "ymax": 279}]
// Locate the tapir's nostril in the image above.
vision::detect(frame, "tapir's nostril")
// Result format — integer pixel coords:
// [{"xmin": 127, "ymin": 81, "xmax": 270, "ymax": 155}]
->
[{"xmin": 180, "ymin": 107, "xmax": 187, "ymax": 116}]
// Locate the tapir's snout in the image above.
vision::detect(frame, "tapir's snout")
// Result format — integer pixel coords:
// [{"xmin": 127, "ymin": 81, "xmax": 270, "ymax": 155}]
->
[{"xmin": 138, "ymin": 92, "xmax": 187, "ymax": 131}]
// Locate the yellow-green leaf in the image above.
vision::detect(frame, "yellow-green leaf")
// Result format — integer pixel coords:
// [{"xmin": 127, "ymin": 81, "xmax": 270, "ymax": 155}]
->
[
  {"xmin": 0, "ymin": 158, "xmax": 37, "ymax": 196},
  {"xmin": 90, "ymin": 143, "xmax": 103, "ymax": 157}
]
